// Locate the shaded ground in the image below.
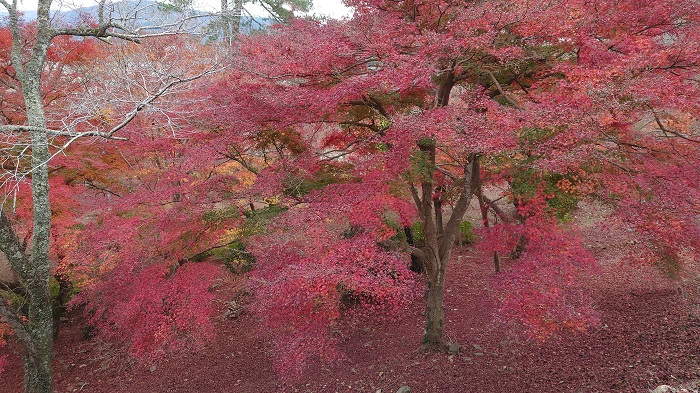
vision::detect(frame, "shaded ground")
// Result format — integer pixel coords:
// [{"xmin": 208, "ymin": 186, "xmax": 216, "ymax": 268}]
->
[{"xmin": 2, "ymin": 208, "xmax": 700, "ymax": 392}]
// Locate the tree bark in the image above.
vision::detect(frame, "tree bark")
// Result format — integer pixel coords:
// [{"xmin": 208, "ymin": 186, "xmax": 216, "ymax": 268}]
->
[{"xmin": 422, "ymin": 251, "xmax": 446, "ymax": 348}]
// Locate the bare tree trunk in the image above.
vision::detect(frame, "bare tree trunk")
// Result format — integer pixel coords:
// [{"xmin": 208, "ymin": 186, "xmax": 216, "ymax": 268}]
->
[{"xmin": 221, "ymin": 0, "xmax": 243, "ymax": 44}]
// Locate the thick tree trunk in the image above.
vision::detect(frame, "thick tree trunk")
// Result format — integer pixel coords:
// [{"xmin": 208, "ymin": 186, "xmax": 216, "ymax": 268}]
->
[
  {"xmin": 23, "ymin": 345, "xmax": 52, "ymax": 393},
  {"xmin": 8, "ymin": 2, "xmax": 55, "ymax": 384}
]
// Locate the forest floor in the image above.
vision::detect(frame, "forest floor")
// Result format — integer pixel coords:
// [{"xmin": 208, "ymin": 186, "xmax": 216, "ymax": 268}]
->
[{"xmin": 2, "ymin": 204, "xmax": 700, "ymax": 393}]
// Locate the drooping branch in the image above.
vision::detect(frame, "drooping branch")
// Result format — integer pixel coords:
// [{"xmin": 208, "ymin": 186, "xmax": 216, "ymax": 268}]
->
[
  {"xmin": 0, "ymin": 299, "xmax": 34, "ymax": 356},
  {"xmin": 483, "ymin": 70, "xmax": 523, "ymax": 109}
]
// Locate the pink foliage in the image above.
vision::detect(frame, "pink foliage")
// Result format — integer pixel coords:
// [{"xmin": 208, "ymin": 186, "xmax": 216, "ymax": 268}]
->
[
  {"xmin": 75, "ymin": 263, "xmax": 219, "ymax": 360},
  {"xmin": 9, "ymin": 0, "xmax": 695, "ymax": 378},
  {"xmin": 494, "ymin": 214, "xmax": 601, "ymax": 338},
  {"xmin": 248, "ymin": 184, "xmax": 419, "ymax": 377}
]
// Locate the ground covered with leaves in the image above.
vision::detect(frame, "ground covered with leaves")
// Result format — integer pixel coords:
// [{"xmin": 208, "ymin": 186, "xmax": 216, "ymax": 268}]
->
[{"xmin": 1, "ymin": 216, "xmax": 699, "ymax": 393}]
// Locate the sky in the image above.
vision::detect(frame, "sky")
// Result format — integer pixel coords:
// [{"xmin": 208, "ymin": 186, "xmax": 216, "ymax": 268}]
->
[
  {"xmin": 12, "ymin": 0, "xmax": 354, "ymax": 19},
  {"xmin": 305, "ymin": 0, "xmax": 353, "ymax": 19}
]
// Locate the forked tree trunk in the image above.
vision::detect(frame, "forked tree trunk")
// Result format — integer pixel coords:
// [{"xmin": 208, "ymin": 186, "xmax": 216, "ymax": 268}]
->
[{"xmin": 411, "ymin": 134, "xmax": 478, "ymax": 350}]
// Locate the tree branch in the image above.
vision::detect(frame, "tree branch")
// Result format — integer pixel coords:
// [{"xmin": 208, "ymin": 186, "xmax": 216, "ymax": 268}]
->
[
  {"xmin": 440, "ymin": 154, "xmax": 478, "ymax": 260},
  {"xmin": 651, "ymin": 110, "xmax": 700, "ymax": 144},
  {"xmin": 409, "ymin": 182, "xmax": 424, "ymax": 218},
  {"xmin": 0, "ymin": 299, "xmax": 34, "ymax": 355},
  {"xmin": 0, "ymin": 210, "xmax": 29, "ymax": 281},
  {"xmin": 408, "ymin": 245, "xmax": 425, "ymax": 261},
  {"xmin": 483, "ymin": 70, "xmax": 523, "ymax": 109},
  {"xmin": 481, "ymin": 194, "xmax": 515, "ymax": 223}
]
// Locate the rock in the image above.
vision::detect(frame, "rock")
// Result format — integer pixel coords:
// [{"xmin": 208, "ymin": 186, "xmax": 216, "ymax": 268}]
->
[
  {"xmin": 225, "ymin": 300, "xmax": 244, "ymax": 319},
  {"xmin": 651, "ymin": 386, "xmax": 677, "ymax": 393},
  {"xmin": 149, "ymin": 364, "xmax": 157, "ymax": 373},
  {"xmin": 396, "ymin": 386, "xmax": 412, "ymax": 393},
  {"xmin": 447, "ymin": 342, "xmax": 460, "ymax": 355}
]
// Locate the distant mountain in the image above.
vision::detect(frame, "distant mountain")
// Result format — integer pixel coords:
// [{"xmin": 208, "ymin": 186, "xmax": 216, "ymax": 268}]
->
[{"xmin": 1, "ymin": 1, "xmax": 271, "ymax": 35}]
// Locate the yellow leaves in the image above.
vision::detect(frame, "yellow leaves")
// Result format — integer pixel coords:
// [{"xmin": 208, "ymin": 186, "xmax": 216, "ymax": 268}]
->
[
  {"xmin": 92, "ymin": 107, "xmax": 115, "ymax": 123},
  {"xmin": 264, "ymin": 195, "xmax": 281, "ymax": 205},
  {"xmin": 555, "ymin": 172, "xmax": 597, "ymax": 196},
  {"xmin": 216, "ymin": 162, "xmax": 257, "ymax": 187},
  {"xmin": 216, "ymin": 161, "xmax": 244, "ymax": 175},
  {"xmin": 221, "ymin": 228, "xmax": 243, "ymax": 243}
]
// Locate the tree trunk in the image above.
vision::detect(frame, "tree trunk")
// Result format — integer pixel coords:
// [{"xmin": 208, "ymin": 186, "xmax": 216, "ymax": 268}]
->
[
  {"xmin": 221, "ymin": 0, "xmax": 243, "ymax": 44},
  {"xmin": 9, "ymin": 2, "xmax": 56, "ymax": 384},
  {"xmin": 21, "ymin": 73, "xmax": 54, "ymax": 393},
  {"xmin": 413, "ymin": 133, "xmax": 478, "ymax": 350},
  {"xmin": 423, "ymin": 254, "xmax": 447, "ymax": 348}
]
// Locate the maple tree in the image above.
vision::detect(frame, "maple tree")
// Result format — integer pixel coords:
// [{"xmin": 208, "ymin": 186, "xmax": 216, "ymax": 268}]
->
[{"xmin": 205, "ymin": 0, "xmax": 700, "ymax": 374}]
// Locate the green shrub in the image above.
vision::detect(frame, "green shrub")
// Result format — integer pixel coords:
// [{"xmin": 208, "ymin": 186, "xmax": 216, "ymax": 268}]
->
[
  {"xmin": 412, "ymin": 221, "xmax": 425, "ymax": 244},
  {"xmin": 241, "ymin": 204, "xmax": 288, "ymax": 237},
  {"xmin": 459, "ymin": 220, "xmax": 475, "ymax": 244},
  {"xmin": 212, "ymin": 239, "xmax": 256, "ymax": 274},
  {"xmin": 0, "ymin": 289, "xmax": 25, "ymax": 311},
  {"xmin": 510, "ymin": 168, "xmax": 580, "ymax": 222}
]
